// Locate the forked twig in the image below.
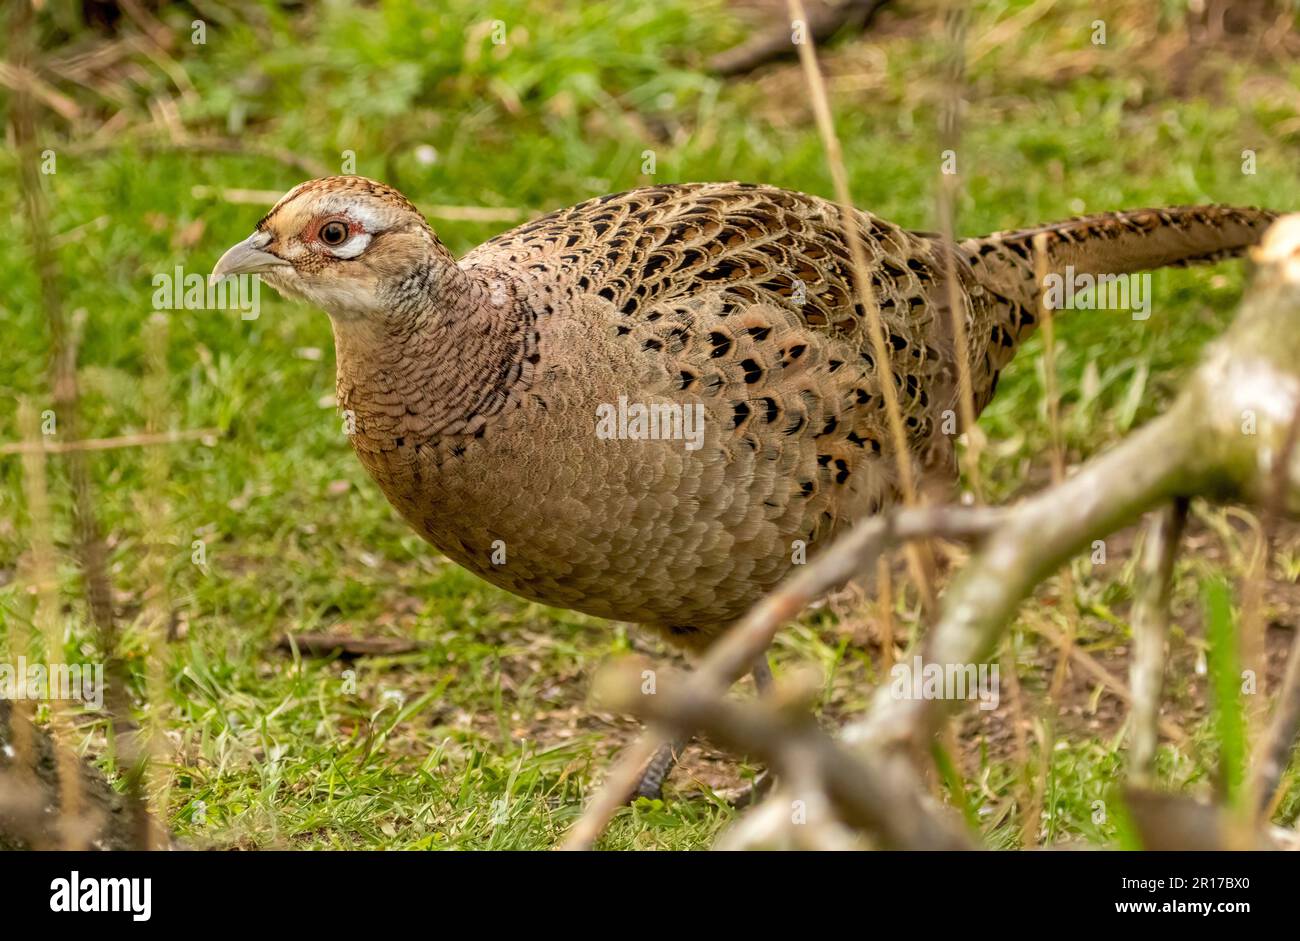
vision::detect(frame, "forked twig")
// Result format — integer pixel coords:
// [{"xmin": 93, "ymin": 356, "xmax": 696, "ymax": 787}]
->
[
  {"xmin": 838, "ymin": 215, "xmax": 1300, "ymax": 812},
  {"xmin": 595, "ymin": 662, "xmax": 972, "ymax": 849},
  {"xmin": 562, "ymin": 504, "xmax": 1006, "ymax": 848},
  {"xmin": 723, "ymin": 217, "xmax": 1300, "ymax": 849}
]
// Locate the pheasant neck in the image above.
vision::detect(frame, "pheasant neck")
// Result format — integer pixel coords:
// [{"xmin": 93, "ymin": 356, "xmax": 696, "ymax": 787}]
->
[{"xmin": 332, "ymin": 263, "xmax": 525, "ymax": 449}]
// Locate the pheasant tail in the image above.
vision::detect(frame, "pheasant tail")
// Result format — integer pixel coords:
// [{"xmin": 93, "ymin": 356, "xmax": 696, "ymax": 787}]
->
[{"xmin": 957, "ymin": 204, "xmax": 1277, "ymax": 403}]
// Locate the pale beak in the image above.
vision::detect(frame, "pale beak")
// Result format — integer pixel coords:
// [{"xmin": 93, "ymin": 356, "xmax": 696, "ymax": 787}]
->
[{"xmin": 210, "ymin": 231, "xmax": 289, "ymax": 284}]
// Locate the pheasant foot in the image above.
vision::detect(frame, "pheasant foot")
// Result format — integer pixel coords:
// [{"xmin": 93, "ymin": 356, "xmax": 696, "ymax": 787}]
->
[{"xmin": 630, "ymin": 657, "xmax": 775, "ymax": 801}]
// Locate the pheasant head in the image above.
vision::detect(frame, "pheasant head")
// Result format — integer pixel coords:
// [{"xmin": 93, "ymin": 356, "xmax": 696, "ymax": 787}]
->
[
  {"xmin": 213, "ymin": 176, "xmax": 508, "ymax": 451},
  {"xmin": 211, "ymin": 176, "xmax": 459, "ymax": 323}
]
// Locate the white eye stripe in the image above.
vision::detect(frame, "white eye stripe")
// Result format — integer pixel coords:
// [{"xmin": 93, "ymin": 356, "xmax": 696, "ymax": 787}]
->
[
  {"xmin": 327, "ymin": 232, "xmax": 373, "ymax": 259},
  {"xmin": 346, "ymin": 205, "xmax": 386, "ymax": 232}
]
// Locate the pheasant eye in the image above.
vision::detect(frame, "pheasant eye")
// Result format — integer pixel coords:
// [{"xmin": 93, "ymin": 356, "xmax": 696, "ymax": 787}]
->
[{"xmin": 319, "ymin": 221, "xmax": 349, "ymax": 246}]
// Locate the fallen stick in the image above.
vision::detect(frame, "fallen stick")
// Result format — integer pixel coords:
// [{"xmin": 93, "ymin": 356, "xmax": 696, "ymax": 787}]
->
[
  {"xmin": 710, "ymin": 0, "xmax": 894, "ymax": 77},
  {"xmin": 0, "ymin": 427, "xmax": 219, "ymax": 456},
  {"xmin": 277, "ymin": 633, "xmax": 425, "ymax": 659}
]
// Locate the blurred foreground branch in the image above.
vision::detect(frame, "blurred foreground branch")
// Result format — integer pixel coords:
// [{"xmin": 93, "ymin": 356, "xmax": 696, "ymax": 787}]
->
[
  {"xmin": 580, "ymin": 214, "xmax": 1300, "ymax": 850},
  {"xmin": 563, "ymin": 503, "xmax": 1004, "ymax": 849}
]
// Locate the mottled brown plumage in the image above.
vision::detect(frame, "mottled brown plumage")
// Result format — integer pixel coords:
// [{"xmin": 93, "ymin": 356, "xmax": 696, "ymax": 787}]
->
[{"xmin": 213, "ymin": 177, "xmax": 1274, "ymax": 651}]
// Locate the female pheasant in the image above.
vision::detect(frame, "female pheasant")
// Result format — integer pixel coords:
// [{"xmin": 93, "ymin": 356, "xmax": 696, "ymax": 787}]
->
[{"xmin": 213, "ymin": 176, "xmax": 1273, "ymax": 793}]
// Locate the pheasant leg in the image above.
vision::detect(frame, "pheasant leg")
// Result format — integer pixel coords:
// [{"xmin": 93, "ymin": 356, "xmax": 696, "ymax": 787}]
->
[{"xmin": 632, "ymin": 657, "xmax": 774, "ymax": 801}]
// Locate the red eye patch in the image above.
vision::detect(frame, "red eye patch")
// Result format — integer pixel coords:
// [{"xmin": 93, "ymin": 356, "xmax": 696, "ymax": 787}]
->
[{"xmin": 306, "ymin": 215, "xmax": 359, "ymax": 248}]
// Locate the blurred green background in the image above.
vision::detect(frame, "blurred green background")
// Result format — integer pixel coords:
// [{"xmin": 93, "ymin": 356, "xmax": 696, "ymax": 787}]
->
[{"xmin": 2, "ymin": 0, "xmax": 1299, "ymax": 848}]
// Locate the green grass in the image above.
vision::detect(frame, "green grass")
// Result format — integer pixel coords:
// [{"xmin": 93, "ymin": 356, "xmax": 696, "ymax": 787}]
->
[{"xmin": 2, "ymin": 0, "xmax": 1299, "ymax": 849}]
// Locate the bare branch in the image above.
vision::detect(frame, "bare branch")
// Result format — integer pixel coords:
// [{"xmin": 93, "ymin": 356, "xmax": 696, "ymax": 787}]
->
[
  {"xmin": 595, "ymin": 662, "xmax": 972, "ymax": 849},
  {"xmin": 561, "ymin": 503, "xmax": 1005, "ymax": 849},
  {"xmin": 846, "ymin": 214, "xmax": 1300, "ymax": 799}
]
